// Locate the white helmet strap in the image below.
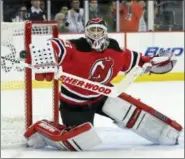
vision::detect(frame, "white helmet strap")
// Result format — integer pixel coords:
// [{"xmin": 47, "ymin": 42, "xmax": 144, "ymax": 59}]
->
[{"xmin": 85, "ymin": 24, "xmax": 107, "ymax": 31}]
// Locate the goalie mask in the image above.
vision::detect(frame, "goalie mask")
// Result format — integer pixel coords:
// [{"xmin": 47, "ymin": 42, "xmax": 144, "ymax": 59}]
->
[{"xmin": 85, "ymin": 18, "xmax": 109, "ymax": 52}]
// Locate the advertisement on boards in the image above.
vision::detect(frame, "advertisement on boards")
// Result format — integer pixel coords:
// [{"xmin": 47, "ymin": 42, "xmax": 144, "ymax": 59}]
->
[
  {"xmin": 126, "ymin": 32, "xmax": 184, "ymax": 73},
  {"xmin": 144, "ymin": 47, "xmax": 184, "ymax": 57}
]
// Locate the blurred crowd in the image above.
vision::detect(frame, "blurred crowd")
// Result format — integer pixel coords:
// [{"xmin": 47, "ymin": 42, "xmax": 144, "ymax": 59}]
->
[{"xmin": 2, "ymin": 0, "xmax": 184, "ymax": 33}]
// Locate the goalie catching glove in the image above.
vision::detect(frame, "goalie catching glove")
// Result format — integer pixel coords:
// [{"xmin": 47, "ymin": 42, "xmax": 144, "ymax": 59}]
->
[
  {"xmin": 141, "ymin": 51, "xmax": 177, "ymax": 75},
  {"xmin": 24, "ymin": 120, "xmax": 101, "ymax": 151}
]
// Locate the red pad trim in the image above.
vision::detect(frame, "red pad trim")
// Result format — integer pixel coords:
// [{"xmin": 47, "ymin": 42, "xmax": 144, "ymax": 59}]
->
[
  {"xmin": 35, "ymin": 120, "xmax": 92, "ymax": 142},
  {"xmin": 126, "ymin": 108, "xmax": 141, "ymax": 128},
  {"xmin": 119, "ymin": 93, "xmax": 182, "ymax": 131}
]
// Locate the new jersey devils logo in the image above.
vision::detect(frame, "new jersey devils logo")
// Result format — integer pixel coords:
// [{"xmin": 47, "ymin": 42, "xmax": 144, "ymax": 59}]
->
[{"xmin": 89, "ymin": 57, "xmax": 114, "ymax": 84}]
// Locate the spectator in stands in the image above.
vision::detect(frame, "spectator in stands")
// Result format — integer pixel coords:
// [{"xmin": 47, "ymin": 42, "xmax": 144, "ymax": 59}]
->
[
  {"xmin": 89, "ymin": 0, "xmax": 99, "ymax": 19},
  {"xmin": 154, "ymin": 1, "xmax": 164, "ymax": 31},
  {"xmin": 27, "ymin": 0, "xmax": 46, "ymax": 21},
  {"xmin": 40, "ymin": 0, "xmax": 47, "ymax": 18},
  {"xmin": 99, "ymin": 1, "xmax": 116, "ymax": 32},
  {"xmin": 12, "ymin": 5, "xmax": 28, "ymax": 22},
  {"xmin": 65, "ymin": 0, "xmax": 84, "ymax": 33},
  {"xmin": 109, "ymin": 1, "xmax": 117, "ymax": 31},
  {"xmin": 54, "ymin": 13, "xmax": 69, "ymax": 33},
  {"xmin": 119, "ymin": 0, "xmax": 143, "ymax": 32},
  {"xmin": 138, "ymin": 1, "xmax": 147, "ymax": 32},
  {"xmin": 89, "ymin": 0, "xmax": 111, "ymax": 28},
  {"xmin": 89, "ymin": 0, "xmax": 106, "ymax": 21},
  {"xmin": 88, "ymin": 0, "xmax": 115, "ymax": 32},
  {"xmin": 60, "ymin": 6, "xmax": 69, "ymax": 18}
]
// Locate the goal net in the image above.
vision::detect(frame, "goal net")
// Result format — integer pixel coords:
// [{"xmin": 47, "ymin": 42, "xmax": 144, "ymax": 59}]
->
[{"xmin": 1, "ymin": 21, "xmax": 59, "ymax": 148}]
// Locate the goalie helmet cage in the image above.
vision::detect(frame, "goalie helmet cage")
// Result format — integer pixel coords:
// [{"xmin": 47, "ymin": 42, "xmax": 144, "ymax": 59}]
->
[{"xmin": 1, "ymin": 21, "xmax": 59, "ymax": 147}]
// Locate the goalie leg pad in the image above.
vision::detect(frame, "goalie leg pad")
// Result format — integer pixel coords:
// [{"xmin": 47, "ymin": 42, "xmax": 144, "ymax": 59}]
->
[
  {"xmin": 24, "ymin": 120, "xmax": 102, "ymax": 151},
  {"xmin": 102, "ymin": 93, "xmax": 182, "ymax": 145}
]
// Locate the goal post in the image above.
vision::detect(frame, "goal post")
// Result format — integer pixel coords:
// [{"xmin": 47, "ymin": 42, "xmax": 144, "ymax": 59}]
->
[
  {"xmin": 24, "ymin": 21, "xmax": 59, "ymax": 128},
  {"xmin": 1, "ymin": 21, "xmax": 59, "ymax": 147}
]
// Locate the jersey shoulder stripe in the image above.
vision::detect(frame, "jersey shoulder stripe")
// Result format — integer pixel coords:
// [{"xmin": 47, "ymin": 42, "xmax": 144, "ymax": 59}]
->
[
  {"xmin": 125, "ymin": 51, "xmax": 141, "ymax": 73},
  {"xmin": 51, "ymin": 38, "xmax": 67, "ymax": 65}
]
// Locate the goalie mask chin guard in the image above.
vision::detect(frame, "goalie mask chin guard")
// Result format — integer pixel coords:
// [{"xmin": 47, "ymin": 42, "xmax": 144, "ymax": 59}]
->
[{"xmin": 85, "ymin": 18, "xmax": 109, "ymax": 52}]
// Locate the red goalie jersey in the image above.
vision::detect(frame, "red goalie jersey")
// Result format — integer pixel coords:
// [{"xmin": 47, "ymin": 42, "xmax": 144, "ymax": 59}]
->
[{"xmin": 39, "ymin": 37, "xmax": 151, "ymax": 105}]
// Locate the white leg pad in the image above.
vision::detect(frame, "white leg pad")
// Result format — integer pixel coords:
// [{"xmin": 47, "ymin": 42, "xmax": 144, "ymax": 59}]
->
[
  {"xmin": 25, "ymin": 120, "xmax": 102, "ymax": 151},
  {"xmin": 66, "ymin": 127, "xmax": 102, "ymax": 151},
  {"xmin": 102, "ymin": 97, "xmax": 182, "ymax": 145},
  {"xmin": 43, "ymin": 124, "xmax": 102, "ymax": 151}
]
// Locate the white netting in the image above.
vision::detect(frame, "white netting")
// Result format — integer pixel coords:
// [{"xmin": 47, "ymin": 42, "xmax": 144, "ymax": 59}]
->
[
  {"xmin": 1, "ymin": 22, "xmax": 58, "ymax": 148},
  {"xmin": 1, "ymin": 22, "xmax": 26, "ymax": 148},
  {"xmin": 1, "ymin": 22, "xmax": 25, "ymax": 73}
]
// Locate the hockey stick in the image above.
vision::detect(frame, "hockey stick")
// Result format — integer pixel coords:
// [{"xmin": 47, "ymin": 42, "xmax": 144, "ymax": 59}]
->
[
  {"xmin": 1, "ymin": 56, "xmax": 145, "ymax": 97},
  {"xmin": 58, "ymin": 65, "xmax": 144, "ymax": 97}
]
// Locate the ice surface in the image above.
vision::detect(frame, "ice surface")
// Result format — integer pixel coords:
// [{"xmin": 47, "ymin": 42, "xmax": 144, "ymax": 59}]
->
[{"xmin": 1, "ymin": 81, "xmax": 184, "ymax": 158}]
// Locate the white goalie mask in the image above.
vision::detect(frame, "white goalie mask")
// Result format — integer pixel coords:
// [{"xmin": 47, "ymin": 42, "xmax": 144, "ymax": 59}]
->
[{"xmin": 85, "ymin": 18, "xmax": 109, "ymax": 52}]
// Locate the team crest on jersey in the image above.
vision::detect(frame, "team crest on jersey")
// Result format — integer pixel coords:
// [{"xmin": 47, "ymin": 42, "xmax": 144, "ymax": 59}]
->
[{"xmin": 89, "ymin": 57, "xmax": 114, "ymax": 84}]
